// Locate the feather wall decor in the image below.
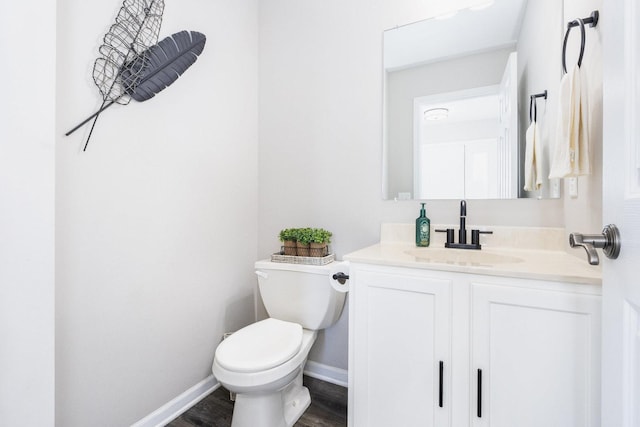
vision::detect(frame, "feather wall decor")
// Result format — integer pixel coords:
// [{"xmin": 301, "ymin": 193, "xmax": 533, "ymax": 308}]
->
[
  {"xmin": 121, "ymin": 31, "xmax": 207, "ymax": 102},
  {"xmin": 66, "ymin": 0, "xmax": 207, "ymax": 151}
]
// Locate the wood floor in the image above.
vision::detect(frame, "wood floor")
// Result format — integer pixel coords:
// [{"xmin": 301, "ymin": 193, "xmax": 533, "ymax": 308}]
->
[{"xmin": 167, "ymin": 376, "xmax": 347, "ymax": 427}]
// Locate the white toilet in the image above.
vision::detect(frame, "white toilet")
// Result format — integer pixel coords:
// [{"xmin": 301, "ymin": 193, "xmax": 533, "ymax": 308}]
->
[{"xmin": 212, "ymin": 259, "xmax": 348, "ymax": 427}]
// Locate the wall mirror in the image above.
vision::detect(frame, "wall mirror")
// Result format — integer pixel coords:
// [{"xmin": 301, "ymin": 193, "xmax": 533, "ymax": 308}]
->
[{"xmin": 383, "ymin": 0, "xmax": 564, "ymax": 201}]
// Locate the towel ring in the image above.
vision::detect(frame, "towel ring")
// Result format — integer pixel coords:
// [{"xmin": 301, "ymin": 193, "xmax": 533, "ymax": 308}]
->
[
  {"xmin": 562, "ymin": 18, "xmax": 586, "ymax": 73},
  {"xmin": 562, "ymin": 11, "xmax": 599, "ymax": 73},
  {"xmin": 529, "ymin": 96, "xmax": 537, "ymax": 123},
  {"xmin": 529, "ymin": 91, "xmax": 548, "ymax": 123}
]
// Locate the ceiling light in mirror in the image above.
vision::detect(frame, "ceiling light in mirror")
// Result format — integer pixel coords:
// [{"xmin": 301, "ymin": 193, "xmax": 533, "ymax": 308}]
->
[{"xmin": 424, "ymin": 108, "xmax": 449, "ymax": 121}]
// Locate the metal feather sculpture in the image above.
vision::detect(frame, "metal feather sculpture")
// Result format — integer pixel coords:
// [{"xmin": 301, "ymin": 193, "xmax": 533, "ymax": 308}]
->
[
  {"xmin": 66, "ymin": 0, "xmax": 207, "ymax": 151},
  {"xmin": 121, "ymin": 31, "xmax": 207, "ymax": 102},
  {"xmin": 66, "ymin": 0, "xmax": 164, "ymax": 150}
]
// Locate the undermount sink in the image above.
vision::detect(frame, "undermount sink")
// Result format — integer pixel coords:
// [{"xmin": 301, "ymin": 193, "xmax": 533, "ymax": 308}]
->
[{"xmin": 405, "ymin": 247, "xmax": 524, "ymax": 266}]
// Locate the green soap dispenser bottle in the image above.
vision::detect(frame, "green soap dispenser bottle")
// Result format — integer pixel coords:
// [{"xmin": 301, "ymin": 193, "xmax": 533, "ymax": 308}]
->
[{"xmin": 416, "ymin": 202, "xmax": 430, "ymax": 247}]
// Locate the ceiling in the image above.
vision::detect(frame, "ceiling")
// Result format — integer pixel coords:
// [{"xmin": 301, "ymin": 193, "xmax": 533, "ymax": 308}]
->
[{"xmin": 384, "ymin": 0, "xmax": 529, "ymax": 71}]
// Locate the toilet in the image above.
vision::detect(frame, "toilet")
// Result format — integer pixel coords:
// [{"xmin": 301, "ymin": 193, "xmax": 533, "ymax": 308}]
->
[{"xmin": 212, "ymin": 259, "xmax": 348, "ymax": 427}]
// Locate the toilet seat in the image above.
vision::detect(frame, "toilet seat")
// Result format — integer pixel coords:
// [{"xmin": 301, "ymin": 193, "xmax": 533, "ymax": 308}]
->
[{"xmin": 215, "ymin": 318, "xmax": 303, "ymax": 373}]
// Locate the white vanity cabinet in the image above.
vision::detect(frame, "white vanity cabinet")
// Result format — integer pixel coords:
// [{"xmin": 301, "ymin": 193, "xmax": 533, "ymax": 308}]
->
[
  {"xmin": 470, "ymin": 281, "xmax": 601, "ymax": 427},
  {"xmin": 348, "ymin": 263, "xmax": 602, "ymax": 427},
  {"xmin": 349, "ymin": 266, "xmax": 452, "ymax": 427}
]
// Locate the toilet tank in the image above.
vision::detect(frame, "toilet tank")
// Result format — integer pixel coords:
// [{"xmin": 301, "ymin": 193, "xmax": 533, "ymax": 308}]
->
[{"xmin": 254, "ymin": 260, "xmax": 348, "ymax": 330}]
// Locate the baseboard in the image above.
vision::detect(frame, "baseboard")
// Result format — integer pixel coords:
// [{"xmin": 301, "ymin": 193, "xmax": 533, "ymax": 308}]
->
[
  {"xmin": 131, "ymin": 375, "xmax": 219, "ymax": 427},
  {"xmin": 303, "ymin": 361, "xmax": 348, "ymax": 388},
  {"xmin": 130, "ymin": 363, "xmax": 345, "ymax": 426}
]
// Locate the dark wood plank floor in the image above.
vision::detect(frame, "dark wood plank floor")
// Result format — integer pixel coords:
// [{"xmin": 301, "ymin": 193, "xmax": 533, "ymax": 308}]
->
[{"xmin": 167, "ymin": 375, "xmax": 347, "ymax": 427}]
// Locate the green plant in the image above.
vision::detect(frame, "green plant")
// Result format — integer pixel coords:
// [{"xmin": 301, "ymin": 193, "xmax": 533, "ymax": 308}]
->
[
  {"xmin": 310, "ymin": 228, "xmax": 332, "ymax": 244},
  {"xmin": 278, "ymin": 228, "xmax": 297, "ymax": 242},
  {"xmin": 295, "ymin": 227, "xmax": 314, "ymax": 245}
]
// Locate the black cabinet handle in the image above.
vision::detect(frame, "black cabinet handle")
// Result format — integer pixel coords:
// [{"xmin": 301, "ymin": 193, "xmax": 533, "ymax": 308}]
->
[
  {"xmin": 477, "ymin": 369, "xmax": 482, "ymax": 418},
  {"xmin": 439, "ymin": 361, "xmax": 444, "ymax": 407}
]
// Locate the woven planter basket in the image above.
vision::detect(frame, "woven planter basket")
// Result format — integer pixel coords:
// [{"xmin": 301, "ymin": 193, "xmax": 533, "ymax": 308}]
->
[
  {"xmin": 283, "ymin": 240, "xmax": 297, "ymax": 256},
  {"xmin": 296, "ymin": 242, "xmax": 310, "ymax": 257},
  {"xmin": 309, "ymin": 242, "xmax": 328, "ymax": 257}
]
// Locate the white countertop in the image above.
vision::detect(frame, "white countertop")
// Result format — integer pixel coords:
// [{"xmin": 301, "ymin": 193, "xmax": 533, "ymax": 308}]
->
[{"xmin": 344, "ymin": 224, "xmax": 602, "ymax": 285}]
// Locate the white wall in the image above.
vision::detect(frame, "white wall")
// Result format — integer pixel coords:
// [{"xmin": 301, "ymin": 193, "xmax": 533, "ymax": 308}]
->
[
  {"xmin": 55, "ymin": 1, "xmax": 258, "ymax": 425},
  {"xmin": 562, "ymin": 0, "xmax": 603, "ymax": 246},
  {"xmin": 0, "ymin": 2, "xmax": 56, "ymax": 426}
]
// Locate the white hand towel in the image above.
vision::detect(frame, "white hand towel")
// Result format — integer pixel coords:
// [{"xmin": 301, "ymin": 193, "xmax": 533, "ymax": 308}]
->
[
  {"xmin": 523, "ymin": 121, "xmax": 543, "ymax": 191},
  {"xmin": 549, "ymin": 64, "xmax": 591, "ymax": 178}
]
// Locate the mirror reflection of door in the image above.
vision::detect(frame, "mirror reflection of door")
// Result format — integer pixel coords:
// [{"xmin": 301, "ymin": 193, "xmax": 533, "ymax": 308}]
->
[
  {"xmin": 417, "ymin": 139, "xmax": 498, "ymax": 199},
  {"xmin": 414, "ymin": 53, "xmax": 517, "ymax": 200},
  {"xmin": 498, "ymin": 51, "xmax": 518, "ymax": 199}
]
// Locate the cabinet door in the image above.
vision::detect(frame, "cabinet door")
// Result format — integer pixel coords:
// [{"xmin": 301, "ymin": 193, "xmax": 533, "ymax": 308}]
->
[
  {"xmin": 351, "ymin": 269, "xmax": 451, "ymax": 427},
  {"xmin": 471, "ymin": 283, "xmax": 601, "ymax": 427}
]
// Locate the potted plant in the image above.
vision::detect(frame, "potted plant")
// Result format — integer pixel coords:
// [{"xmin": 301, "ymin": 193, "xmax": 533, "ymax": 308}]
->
[
  {"xmin": 279, "ymin": 228, "xmax": 297, "ymax": 256},
  {"xmin": 309, "ymin": 228, "xmax": 332, "ymax": 257},
  {"xmin": 295, "ymin": 227, "xmax": 313, "ymax": 257}
]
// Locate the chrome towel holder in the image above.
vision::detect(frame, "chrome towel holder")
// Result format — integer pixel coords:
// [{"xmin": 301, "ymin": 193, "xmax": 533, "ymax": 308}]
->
[{"xmin": 562, "ymin": 10, "xmax": 599, "ymax": 73}]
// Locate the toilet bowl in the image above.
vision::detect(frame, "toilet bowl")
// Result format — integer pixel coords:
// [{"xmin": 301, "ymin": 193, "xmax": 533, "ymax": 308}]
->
[
  {"xmin": 212, "ymin": 260, "xmax": 348, "ymax": 427},
  {"xmin": 213, "ymin": 319, "xmax": 317, "ymax": 427}
]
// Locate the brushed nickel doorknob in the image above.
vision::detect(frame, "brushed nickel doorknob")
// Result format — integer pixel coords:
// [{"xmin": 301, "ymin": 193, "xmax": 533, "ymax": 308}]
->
[{"xmin": 569, "ymin": 224, "xmax": 621, "ymax": 265}]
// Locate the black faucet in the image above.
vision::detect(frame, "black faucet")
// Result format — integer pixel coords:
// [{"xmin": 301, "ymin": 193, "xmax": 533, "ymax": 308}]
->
[
  {"xmin": 459, "ymin": 200, "xmax": 467, "ymax": 244},
  {"xmin": 436, "ymin": 200, "xmax": 492, "ymax": 250}
]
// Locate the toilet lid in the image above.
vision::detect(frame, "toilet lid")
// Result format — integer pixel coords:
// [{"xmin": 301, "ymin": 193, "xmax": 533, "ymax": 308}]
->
[{"xmin": 215, "ymin": 318, "xmax": 303, "ymax": 373}]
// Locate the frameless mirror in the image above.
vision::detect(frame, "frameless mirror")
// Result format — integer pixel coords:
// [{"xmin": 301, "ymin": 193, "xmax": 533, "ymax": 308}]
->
[{"xmin": 383, "ymin": 0, "xmax": 564, "ymax": 200}]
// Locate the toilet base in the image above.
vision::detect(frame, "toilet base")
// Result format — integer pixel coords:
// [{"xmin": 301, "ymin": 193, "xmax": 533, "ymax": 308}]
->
[
  {"xmin": 282, "ymin": 381, "xmax": 311, "ymax": 426},
  {"xmin": 230, "ymin": 371, "xmax": 311, "ymax": 427}
]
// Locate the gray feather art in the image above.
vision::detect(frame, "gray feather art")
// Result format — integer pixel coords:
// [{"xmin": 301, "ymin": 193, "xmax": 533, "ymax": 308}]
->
[
  {"xmin": 66, "ymin": 0, "xmax": 207, "ymax": 151},
  {"xmin": 121, "ymin": 31, "xmax": 207, "ymax": 102}
]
